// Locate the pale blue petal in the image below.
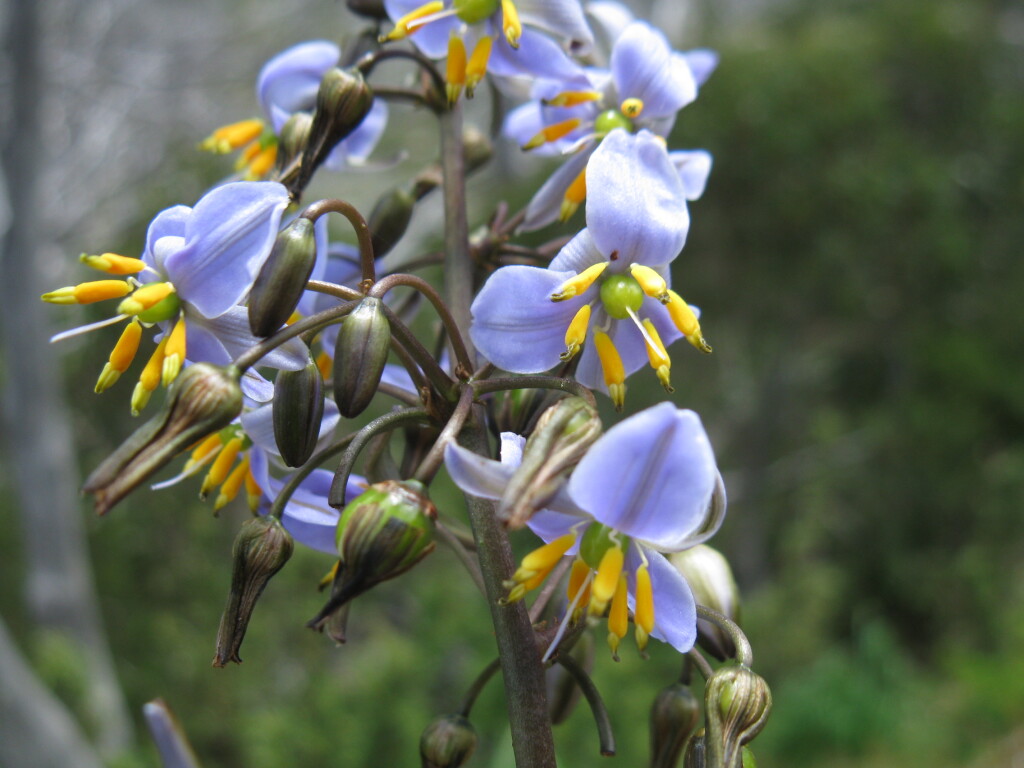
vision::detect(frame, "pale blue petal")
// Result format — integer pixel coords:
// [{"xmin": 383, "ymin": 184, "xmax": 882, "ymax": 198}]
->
[
  {"xmin": 517, "ymin": 0, "xmax": 594, "ymax": 50},
  {"xmin": 241, "ymin": 371, "xmax": 274, "ymax": 402},
  {"xmin": 444, "ymin": 442, "xmax": 515, "ymax": 501},
  {"xmin": 521, "ymin": 148, "xmax": 593, "ymax": 232},
  {"xmin": 503, "ymin": 102, "xmax": 546, "ymax": 149},
  {"xmin": 682, "ymin": 49, "xmax": 718, "ymax": 88},
  {"xmin": 258, "ymin": 41, "xmax": 340, "ymax": 132},
  {"xmin": 341, "ymin": 99, "xmax": 389, "ymax": 161},
  {"xmin": 628, "ymin": 546, "xmax": 696, "ymax": 652},
  {"xmin": 567, "ymin": 403, "xmax": 717, "ymax": 549},
  {"xmin": 240, "ymin": 403, "xmax": 277, "ymax": 452},
  {"xmin": 669, "ymin": 150, "xmax": 713, "ymax": 200},
  {"xmin": 189, "ymin": 306, "xmax": 308, "ymax": 371},
  {"xmin": 143, "ymin": 206, "xmax": 189, "ymax": 272},
  {"xmin": 384, "ymin": 0, "xmax": 457, "ymax": 58},
  {"xmin": 527, "ymin": 510, "xmax": 585, "ymax": 545},
  {"xmin": 611, "ymin": 23, "xmax": 696, "ymax": 117},
  {"xmin": 488, "ymin": 28, "xmax": 588, "ymax": 85},
  {"xmin": 548, "ymin": 228, "xmax": 606, "ymax": 273},
  {"xmin": 499, "ymin": 432, "xmax": 526, "ymax": 465},
  {"xmin": 585, "ymin": 2, "xmax": 635, "ymax": 60}
]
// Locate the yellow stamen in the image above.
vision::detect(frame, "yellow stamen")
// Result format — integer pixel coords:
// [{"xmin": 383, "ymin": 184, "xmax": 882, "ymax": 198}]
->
[
  {"xmin": 589, "ymin": 543, "xmax": 624, "ymax": 616},
  {"xmin": 446, "ymin": 34, "xmax": 467, "ymax": 104},
  {"xmin": 550, "ymin": 262, "xmax": 607, "ymax": 302},
  {"xmin": 465, "ymin": 35, "xmax": 493, "ymax": 98},
  {"xmin": 244, "ymin": 468, "xmax": 262, "ymax": 512},
  {"xmin": 200, "ymin": 119, "xmax": 265, "ymax": 154},
  {"xmin": 560, "ymin": 165, "xmax": 587, "ymax": 222},
  {"xmin": 200, "ymin": 436, "xmax": 243, "ymax": 499},
  {"xmin": 634, "ymin": 563, "xmax": 655, "ymax": 653},
  {"xmin": 630, "ymin": 264, "xmax": 670, "ymax": 303},
  {"xmin": 607, "ymin": 574, "xmax": 629, "ymax": 659},
  {"xmin": 380, "ymin": 1, "xmax": 445, "ymax": 41},
  {"xmin": 500, "ymin": 0, "xmax": 522, "ymax": 48},
  {"xmin": 319, "ymin": 561, "xmax": 340, "ymax": 590},
  {"xmin": 594, "ymin": 331, "xmax": 626, "ymax": 411},
  {"xmin": 315, "ymin": 350, "xmax": 333, "ymax": 382},
  {"xmin": 184, "ymin": 433, "xmax": 223, "ymax": 473},
  {"xmin": 236, "ymin": 140, "xmax": 262, "ymax": 170},
  {"xmin": 620, "ymin": 97, "xmax": 644, "ymax": 119},
  {"xmin": 642, "ymin": 318, "xmax": 673, "ymax": 393},
  {"xmin": 95, "ymin": 319, "xmax": 143, "ymax": 393},
  {"xmin": 243, "ymin": 145, "xmax": 277, "ymax": 180},
  {"xmin": 118, "ymin": 282, "xmax": 175, "ymax": 316},
  {"xmin": 215, "ymin": 454, "xmax": 251, "ymax": 512},
  {"xmin": 161, "ymin": 315, "xmax": 187, "ymax": 386},
  {"xmin": 567, "ymin": 558, "xmax": 592, "ymax": 619},
  {"xmin": 560, "ymin": 304, "xmax": 592, "ymax": 361},
  {"xmin": 80, "ymin": 252, "xmax": 147, "ymax": 275},
  {"xmin": 131, "ymin": 337, "xmax": 168, "ymax": 415},
  {"xmin": 522, "ymin": 118, "xmax": 582, "ymax": 150},
  {"xmin": 542, "ymin": 90, "xmax": 601, "ymax": 108},
  {"xmin": 511, "ymin": 532, "xmax": 575, "ymax": 583},
  {"xmin": 666, "ymin": 289, "xmax": 712, "ymax": 353},
  {"xmin": 42, "ymin": 280, "xmax": 131, "ymax": 305}
]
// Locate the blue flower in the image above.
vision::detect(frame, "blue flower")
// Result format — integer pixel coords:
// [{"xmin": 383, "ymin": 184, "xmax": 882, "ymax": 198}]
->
[
  {"xmin": 470, "ymin": 130, "xmax": 710, "ymax": 407},
  {"xmin": 445, "ymin": 402, "xmax": 725, "ymax": 655}
]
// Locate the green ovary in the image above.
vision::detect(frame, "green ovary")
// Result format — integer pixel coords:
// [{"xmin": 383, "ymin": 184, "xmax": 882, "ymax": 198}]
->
[
  {"xmin": 599, "ymin": 274, "xmax": 644, "ymax": 320},
  {"xmin": 454, "ymin": 0, "xmax": 498, "ymax": 23},
  {"xmin": 594, "ymin": 109, "xmax": 634, "ymax": 136}
]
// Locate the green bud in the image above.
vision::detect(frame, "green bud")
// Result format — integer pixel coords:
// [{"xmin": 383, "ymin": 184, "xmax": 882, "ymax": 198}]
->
[
  {"xmin": 488, "ymin": 387, "xmax": 561, "ymax": 437},
  {"xmin": 682, "ymin": 730, "xmax": 706, "ymax": 768},
  {"xmin": 307, "ymin": 480, "xmax": 436, "ymax": 631},
  {"xmin": 346, "ymin": 0, "xmax": 389, "ymax": 20},
  {"xmin": 273, "ymin": 360, "xmax": 326, "ymax": 467},
  {"xmin": 274, "ymin": 112, "xmax": 312, "ymax": 177},
  {"xmin": 742, "ymin": 747, "xmax": 757, "ymax": 768},
  {"xmin": 669, "ymin": 546, "xmax": 741, "ymax": 661},
  {"xmin": 650, "ymin": 683, "xmax": 701, "ymax": 768},
  {"xmin": 248, "ymin": 217, "xmax": 318, "ymax": 337},
  {"xmin": 368, "ymin": 186, "xmax": 416, "ymax": 258},
  {"xmin": 333, "ymin": 297, "xmax": 390, "ymax": 418},
  {"xmin": 703, "ymin": 665, "xmax": 771, "ymax": 768},
  {"xmin": 213, "ymin": 516, "xmax": 294, "ymax": 666},
  {"xmin": 420, "ymin": 715, "xmax": 477, "ymax": 768},
  {"xmin": 546, "ymin": 632, "xmax": 595, "ymax": 725},
  {"xmin": 497, "ymin": 396, "xmax": 602, "ymax": 529},
  {"xmin": 83, "ymin": 364, "xmax": 243, "ymax": 515}
]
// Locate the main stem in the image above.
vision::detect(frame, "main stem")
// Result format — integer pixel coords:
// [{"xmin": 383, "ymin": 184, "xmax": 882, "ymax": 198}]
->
[{"xmin": 440, "ymin": 102, "xmax": 558, "ymax": 768}]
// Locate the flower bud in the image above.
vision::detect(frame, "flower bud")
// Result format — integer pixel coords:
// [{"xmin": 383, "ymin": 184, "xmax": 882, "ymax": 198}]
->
[
  {"xmin": 669, "ymin": 545, "xmax": 741, "ymax": 661},
  {"xmin": 248, "ymin": 217, "xmax": 318, "ymax": 337},
  {"xmin": 307, "ymin": 480, "xmax": 436, "ymax": 631},
  {"xmin": 83, "ymin": 363, "xmax": 243, "ymax": 515},
  {"xmin": 368, "ymin": 186, "xmax": 416, "ymax": 258},
  {"xmin": 650, "ymin": 682, "xmax": 701, "ymax": 768},
  {"xmin": 683, "ymin": 730, "xmax": 706, "ymax": 768},
  {"xmin": 346, "ymin": 0, "xmax": 388, "ymax": 20},
  {"xmin": 419, "ymin": 715, "xmax": 477, "ymax": 768},
  {"xmin": 546, "ymin": 631, "xmax": 594, "ymax": 724},
  {"xmin": 703, "ymin": 665, "xmax": 771, "ymax": 768},
  {"xmin": 275, "ymin": 111, "xmax": 312, "ymax": 180},
  {"xmin": 272, "ymin": 360, "xmax": 326, "ymax": 467},
  {"xmin": 497, "ymin": 397, "xmax": 602, "ymax": 529},
  {"xmin": 333, "ymin": 297, "xmax": 390, "ymax": 418},
  {"xmin": 213, "ymin": 515, "xmax": 294, "ymax": 666}
]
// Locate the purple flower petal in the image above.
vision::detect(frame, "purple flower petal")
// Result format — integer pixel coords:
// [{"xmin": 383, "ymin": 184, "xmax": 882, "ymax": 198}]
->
[
  {"xmin": 669, "ymin": 150, "xmax": 713, "ymax": 200},
  {"xmin": 521, "ymin": 149, "xmax": 593, "ymax": 232},
  {"xmin": 611, "ymin": 23, "xmax": 696, "ymax": 118},
  {"xmin": 488, "ymin": 27, "xmax": 587, "ymax": 85},
  {"xmin": 143, "ymin": 206, "xmax": 189, "ymax": 272},
  {"xmin": 682, "ymin": 49, "xmax": 718, "ymax": 88},
  {"xmin": 627, "ymin": 546, "xmax": 697, "ymax": 652},
  {"xmin": 188, "ymin": 306, "xmax": 308, "ymax": 372},
  {"xmin": 517, "ymin": 0, "xmax": 594, "ymax": 51},
  {"xmin": 444, "ymin": 442, "xmax": 516, "ymax": 500},
  {"xmin": 258, "ymin": 41, "xmax": 340, "ymax": 131}
]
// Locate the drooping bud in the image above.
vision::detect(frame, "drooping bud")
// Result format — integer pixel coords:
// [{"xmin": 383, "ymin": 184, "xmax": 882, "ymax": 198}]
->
[
  {"xmin": 368, "ymin": 186, "xmax": 416, "ymax": 258},
  {"xmin": 274, "ymin": 112, "xmax": 313, "ymax": 179},
  {"xmin": 682, "ymin": 730, "xmax": 706, "ymax": 768},
  {"xmin": 307, "ymin": 480, "xmax": 436, "ymax": 630},
  {"xmin": 333, "ymin": 297, "xmax": 390, "ymax": 418},
  {"xmin": 248, "ymin": 217, "xmax": 318, "ymax": 337},
  {"xmin": 83, "ymin": 363, "xmax": 243, "ymax": 515},
  {"xmin": 546, "ymin": 632, "xmax": 595, "ymax": 725},
  {"xmin": 497, "ymin": 397, "xmax": 602, "ymax": 529},
  {"xmin": 212, "ymin": 516, "xmax": 294, "ymax": 666},
  {"xmin": 650, "ymin": 683, "xmax": 701, "ymax": 768},
  {"xmin": 703, "ymin": 665, "xmax": 771, "ymax": 768},
  {"xmin": 669, "ymin": 545, "xmax": 741, "ymax": 661},
  {"xmin": 273, "ymin": 360, "xmax": 326, "ymax": 467},
  {"xmin": 419, "ymin": 714, "xmax": 477, "ymax": 768}
]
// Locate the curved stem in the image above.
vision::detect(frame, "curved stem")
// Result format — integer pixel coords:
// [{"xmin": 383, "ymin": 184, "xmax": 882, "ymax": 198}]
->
[
  {"xmin": 458, "ymin": 658, "xmax": 502, "ymax": 718},
  {"xmin": 696, "ymin": 605, "xmax": 753, "ymax": 667},
  {"xmin": 305, "ymin": 280, "xmax": 362, "ymax": 302},
  {"xmin": 556, "ymin": 653, "xmax": 616, "ymax": 757},
  {"xmin": 687, "ymin": 648, "xmax": 715, "ymax": 682},
  {"xmin": 380, "ymin": 303, "xmax": 456, "ymax": 400},
  {"xmin": 435, "ymin": 518, "xmax": 486, "ymax": 598},
  {"xmin": 387, "ymin": 335, "xmax": 430, "ymax": 402},
  {"xmin": 233, "ymin": 299, "xmax": 359, "ymax": 372},
  {"xmin": 302, "ymin": 199, "xmax": 376, "ymax": 286},
  {"xmin": 471, "ymin": 375, "xmax": 597, "ymax": 409},
  {"xmin": 412, "ymin": 384, "xmax": 476, "ymax": 484},
  {"xmin": 268, "ymin": 434, "xmax": 357, "ymax": 520},
  {"xmin": 356, "ymin": 48, "xmax": 446, "ymax": 105},
  {"xmin": 376, "ymin": 380, "xmax": 422, "ymax": 408},
  {"xmin": 370, "ymin": 86, "xmax": 431, "ymax": 108}
]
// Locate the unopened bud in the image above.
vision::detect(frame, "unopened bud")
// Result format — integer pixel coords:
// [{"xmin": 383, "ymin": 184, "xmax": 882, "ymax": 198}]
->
[
  {"xmin": 488, "ymin": 387, "xmax": 561, "ymax": 437},
  {"xmin": 420, "ymin": 715, "xmax": 477, "ymax": 768},
  {"xmin": 497, "ymin": 397, "xmax": 602, "ymax": 529},
  {"xmin": 213, "ymin": 516, "xmax": 294, "ymax": 666},
  {"xmin": 275, "ymin": 112, "xmax": 313, "ymax": 178},
  {"xmin": 670, "ymin": 545, "xmax": 741, "ymax": 661},
  {"xmin": 650, "ymin": 682, "xmax": 701, "ymax": 768},
  {"xmin": 683, "ymin": 730, "xmax": 706, "ymax": 768},
  {"xmin": 547, "ymin": 632, "xmax": 594, "ymax": 724},
  {"xmin": 333, "ymin": 297, "xmax": 390, "ymax": 418},
  {"xmin": 346, "ymin": 0, "xmax": 388, "ymax": 19},
  {"xmin": 704, "ymin": 665, "xmax": 771, "ymax": 768},
  {"xmin": 83, "ymin": 363, "xmax": 243, "ymax": 515},
  {"xmin": 307, "ymin": 480, "xmax": 436, "ymax": 630},
  {"xmin": 273, "ymin": 360, "xmax": 326, "ymax": 467},
  {"xmin": 248, "ymin": 217, "xmax": 318, "ymax": 337},
  {"xmin": 368, "ymin": 186, "xmax": 416, "ymax": 258}
]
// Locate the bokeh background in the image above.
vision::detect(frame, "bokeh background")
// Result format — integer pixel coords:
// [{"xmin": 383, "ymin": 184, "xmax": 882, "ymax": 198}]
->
[{"xmin": 1, "ymin": 0, "xmax": 1023, "ymax": 766}]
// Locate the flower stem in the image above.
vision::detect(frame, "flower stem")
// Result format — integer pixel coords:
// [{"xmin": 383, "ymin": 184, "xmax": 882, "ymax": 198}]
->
[
  {"xmin": 556, "ymin": 652, "xmax": 617, "ymax": 757},
  {"xmin": 232, "ymin": 300, "xmax": 359, "ymax": 372},
  {"xmin": 471, "ymin": 375, "xmax": 597, "ymax": 408},
  {"xmin": 696, "ymin": 605, "xmax": 753, "ymax": 667},
  {"xmin": 302, "ymin": 199, "xmax": 376, "ymax": 286}
]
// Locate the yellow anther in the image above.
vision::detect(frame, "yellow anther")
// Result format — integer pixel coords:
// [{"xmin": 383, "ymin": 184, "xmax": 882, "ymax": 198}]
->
[
  {"xmin": 380, "ymin": 1, "xmax": 444, "ymax": 41},
  {"xmin": 560, "ymin": 304, "xmax": 592, "ymax": 361},
  {"xmin": 244, "ymin": 468, "xmax": 263, "ymax": 512},
  {"xmin": 512, "ymin": 532, "xmax": 575, "ymax": 583},
  {"xmin": 446, "ymin": 34, "xmax": 467, "ymax": 104},
  {"xmin": 319, "ymin": 561, "xmax": 340, "ymax": 591},
  {"xmin": 95, "ymin": 319, "xmax": 143, "ymax": 393},
  {"xmin": 594, "ymin": 330, "xmax": 626, "ymax": 411},
  {"xmin": 567, "ymin": 558, "xmax": 591, "ymax": 618},
  {"xmin": 666, "ymin": 289, "xmax": 712, "ymax": 353},
  {"xmin": 607, "ymin": 574, "xmax": 629, "ymax": 659},
  {"xmin": 630, "ymin": 264, "xmax": 670, "ymax": 303},
  {"xmin": 315, "ymin": 350, "xmax": 332, "ymax": 382},
  {"xmin": 550, "ymin": 262, "xmax": 607, "ymax": 302},
  {"xmin": 522, "ymin": 118, "xmax": 583, "ymax": 150},
  {"xmin": 215, "ymin": 454, "xmax": 251, "ymax": 512},
  {"xmin": 642, "ymin": 319, "xmax": 673, "ymax": 393},
  {"xmin": 118, "ymin": 282, "xmax": 175, "ymax": 316},
  {"xmin": 589, "ymin": 543, "xmax": 624, "ymax": 616},
  {"xmin": 200, "ymin": 119, "xmax": 265, "ymax": 154},
  {"xmin": 560, "ymin": 165, "xmax": 587, "ymax": 222},
  {"xmin": 131, "ymin": 336, "xmax": 168, "ymax": 415},
  {"xmin": 200, "ymin": 436, "xmax": 243, "ymax": 499},
  {"xmin": 620, "ymin": 97, "xmax": 644, "ymax": 119},
  {"xmin": 185, "ymin": 433, "xmax": 223, "ymax": 473},
  {"xmin": 161, "ymin": 315, "xmax": 187, "ymax": 386},
  {"xmin": 542, "ymin": 90, "xmax": 601, "ymax": 108},
  {"xmin": 80, "ymin": 252, "xmax": 147, "ymax": 275},
  {"xmin": 465, "ymin": 35, "xmax": 493, "ymax": 98},
  {"xmin": 500, "ymin": 0, "xmax": 522, "ymax": 48},
  {"xmin": 242, "ymin": 145, "xmax": 277, "ymax": 181},
  {"xmin": 42, "ymin": 279, "xmax": 131, "ymax": 305},
  {"xmin": 634, "ymin": 563, "xmax": 655, "ymax": 652},
  {"xmin": 236, "ymin": 140, "xmax": 262, "ymax": 169}
]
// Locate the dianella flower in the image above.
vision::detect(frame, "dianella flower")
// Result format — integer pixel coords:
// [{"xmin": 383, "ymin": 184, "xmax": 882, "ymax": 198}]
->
[
  {"xmin": 470, "ymin": 130, "xmax": 711, "ymax": 409},
  {"xmin": 445, "ymin": 402, "xmax": 725, "ymax": 657}
]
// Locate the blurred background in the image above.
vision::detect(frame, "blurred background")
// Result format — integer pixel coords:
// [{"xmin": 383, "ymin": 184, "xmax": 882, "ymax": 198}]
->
[{"xmin": 1, "ymin": 0, "xmax": 1022, "ymax": 766}]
